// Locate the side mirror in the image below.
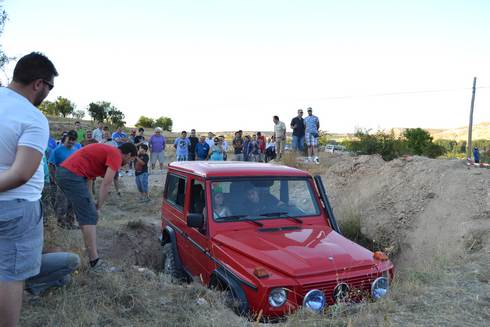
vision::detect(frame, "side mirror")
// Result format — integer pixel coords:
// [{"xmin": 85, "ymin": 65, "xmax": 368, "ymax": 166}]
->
[{"xmin": 187, "ymin": 213, "xmax": 204, "ymax": 229}]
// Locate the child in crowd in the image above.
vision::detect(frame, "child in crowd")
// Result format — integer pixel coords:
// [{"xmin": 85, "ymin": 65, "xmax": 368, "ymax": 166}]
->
[
  {"xmin": 174, "ymin": 131, "xmax": 190, "ymax": 161},
  {"xmin": 135, "ymin": 144, "xmax": 150, "ymax": 202}
]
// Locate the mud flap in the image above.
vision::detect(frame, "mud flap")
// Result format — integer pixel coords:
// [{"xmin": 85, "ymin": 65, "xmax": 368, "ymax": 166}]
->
[{"xmin": 211, "ymin": 267, "xmax": 249, "ymax": 315}]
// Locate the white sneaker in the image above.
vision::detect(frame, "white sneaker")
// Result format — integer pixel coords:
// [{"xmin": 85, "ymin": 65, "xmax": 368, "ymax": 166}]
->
[{"xmin": 314, "ymin": 156, "xmax": 320, "ymax": 165}]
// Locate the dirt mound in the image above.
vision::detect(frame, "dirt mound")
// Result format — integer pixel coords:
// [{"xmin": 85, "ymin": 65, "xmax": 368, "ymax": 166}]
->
[
  {"xmin": 98, "ymin": 220, "xmax": 163, "ymax": 271},
  {"xmin": 317, "ymin": 153, "xmax": 490, "ymax": 268}
]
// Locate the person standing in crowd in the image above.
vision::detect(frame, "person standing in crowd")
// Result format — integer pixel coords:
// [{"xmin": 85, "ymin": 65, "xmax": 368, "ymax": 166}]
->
[
  {"xmin": 188, "ymin": 129, "xmax": 199, "ymax": 161},
  {"xmin": 75, "ymin": 121, "xmax": 85, "ymax": 143},
  {"xmin": 111, "ymin": 126, "xmax": 128, "ymax": 147},
  {"xmin": 102, "ymin": 131, "xmax": 121, "ymax": 195},
  {"xmin": 250, "ymin": 134, "xmax": 260, "ymax": 162},
  {"xmin": 257, "ymin": 132, "xmax": 266, "ymax": 162},
  {"xmin": 273, "ymin": 115, "xmax": 286, "ymax": 159},
  {"xmin": 243, "ymin": 135, "xmax": 253, "ymax": 161},
  {"xmin": 304, "ymin": 107, "xmax": 320, "ymax": 162},
  {"xmin": 56, "ymin": 143, "xmax": 137, "ymax": 272},
  {"xmin": 196, "ymin": 135, "xmax": 210, "ymax": 160},
  {"xmin": 174, "ymin": 131, "xmax": 190, "ymax": 161},
  {"xmin": 92, "ymin": 121, "xmax": 104, "ymax": 143},
  {"xmin": 290, "ymin": 109, "xmax": 305, "ymax": 153},
  {"xmin": 205, "ymin": 132, "xmax": 215, "ymax": 148},
  {"xmin": 208, "ymin": 137, "xmax": 225, "ymax": 161},
  {"xmin": 49, "ymin": 130, "xmax": 80, "ymax": 229},
  {"xmin": 149, "ymin": 127, "xmax": 166, "ymax": 172},
  {"xmin": 219, "ymin": 135, "xmax": 228, "ymax": 160},
  {"xmin": 0, "ymin": 52, "xmax": 57, "ymax": 327},
  {"xmin": 80, "ymin": 130, "xmax": 98, "ymax": 147},
  {"xmin": 473, "ymin": 147, "xmax": 480, "ymax": 163},
  {"xmin": 134, "ymin": 144, "xmax": 150, "ymax": 202},
  {"xmin": 134, "ymin": 128, "xmax": 146, "ymax": 147},
  {"xmin": 232, "ymin": 130, "xmax": 244, "ymax": 161},
  {"xmin": 128, "ymin": 129, "xmax": 137, "ymax": 143}
]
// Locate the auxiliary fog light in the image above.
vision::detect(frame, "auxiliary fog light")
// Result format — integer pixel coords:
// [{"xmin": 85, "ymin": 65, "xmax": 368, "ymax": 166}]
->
[
  {"xmin": 268, "ymin": 288, "xmax": 287, "ymax": 307},
  {"xmin": 303, "ymin": 289, "xmax": 327, "ymax": 313},
  {"xmin": 371, "ymin": 277, "xmax": 389, "ymax": 300}
]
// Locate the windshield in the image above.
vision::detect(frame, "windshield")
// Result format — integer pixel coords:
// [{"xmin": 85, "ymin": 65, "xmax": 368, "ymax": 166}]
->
[{"xmin": 210, "ymin": 178, "xmax": 320, "ymax": 222}]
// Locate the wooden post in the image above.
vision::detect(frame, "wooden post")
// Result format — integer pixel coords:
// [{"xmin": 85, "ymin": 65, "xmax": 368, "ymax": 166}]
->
[{"xmin": 467, "ymin": 77, "xmax": 476, "ymax": 159}]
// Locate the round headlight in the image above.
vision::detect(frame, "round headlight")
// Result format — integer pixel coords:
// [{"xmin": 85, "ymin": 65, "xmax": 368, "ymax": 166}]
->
[
  {"xmin": 268, "ymin": 288, "xmax": 287, "ymax": 307},
  {"xmin": 371, "ymin": 277, "xmax": 389, "ymax": 300},
  {"xmin": 303, "ymin": 289, "xmax": 327, "ymax": 313}
]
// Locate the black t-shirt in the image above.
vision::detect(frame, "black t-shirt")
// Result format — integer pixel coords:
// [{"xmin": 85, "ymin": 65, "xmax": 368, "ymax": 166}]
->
[
  {"xmin": 188, "ymin": 136, "xmax": 199, "ymax": 153},
  {"xmin": 290, "ymin": 117, "xmax": 305, "ymax": 137},
  {"xmin": 134, "ymin": 135, "xmax": 145, "ymax": 144},
  {"xmin": 135, "ymin": 154, "xmax": 149, "ymax": 175},
  {"xmin": 233, "ymin": 136, "xmax": 243, "ymax": 154}
]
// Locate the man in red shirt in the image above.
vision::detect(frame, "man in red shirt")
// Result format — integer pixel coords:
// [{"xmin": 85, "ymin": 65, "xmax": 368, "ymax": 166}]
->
[{"xmin": 55, "ymin": 143, "xmax": 137, "ymax": 272}]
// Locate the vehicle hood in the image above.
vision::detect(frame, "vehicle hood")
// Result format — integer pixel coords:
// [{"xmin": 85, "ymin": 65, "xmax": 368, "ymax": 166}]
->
[{"xmin": 213, "ymin": 225, "xmax": 376, "ymax": 277}]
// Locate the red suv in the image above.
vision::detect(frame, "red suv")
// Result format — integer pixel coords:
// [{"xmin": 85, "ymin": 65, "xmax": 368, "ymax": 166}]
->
[{"xmin": 160, "ymin": 161, "xmax": 394, "ymax": 318}]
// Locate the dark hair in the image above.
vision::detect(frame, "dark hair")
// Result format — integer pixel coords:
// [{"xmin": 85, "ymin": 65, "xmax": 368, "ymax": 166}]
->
[
  {"xmin": 75, "ymin": 121, "xmax": 80, "ymax": 124},
  {"xmin": 13, "ymin": 52, "xmax": 58, "ymax": 85},
  {"xmin": 119, "ymin": 142, "xmax": 137, "ymax": 157},
  {"xmin": 273, "ymin": 115, "xmax": 279, "ymax": 120},
  {"xmin": 138, "ymin": 127, "xmax": 144, "ymax": 132},
  {"xmin": 138, "ymin": 144, "xmax": 149, "ymax": 151},
  {"xmin": 103, "ymin": 126, "xmax": 109, "ymax": 131},
  {"xmin": 182, "ymin": 130, "xmax": 187, "ymax": 134}
]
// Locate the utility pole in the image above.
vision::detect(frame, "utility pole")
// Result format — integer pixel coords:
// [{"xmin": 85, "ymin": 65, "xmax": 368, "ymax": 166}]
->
[{"xmin": 467, "ymin": 77, "xmax": 476, "ymax": 159}]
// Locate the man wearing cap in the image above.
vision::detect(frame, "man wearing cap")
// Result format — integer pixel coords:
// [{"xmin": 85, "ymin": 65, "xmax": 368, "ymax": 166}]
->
[
  {"xmin": 149, "ymin": 127, "xmax": 166, "ymax": 171},
  {"xmin": 0, "ymin": 52, "xmax": 58, "ymax": 327},
  {"xmin": 55, "ymin": 143, "xmax": 137, "ymax": 272},
  {"xmin": 304, "ymin": 107, "xmax": 320, "ymax": 162}
]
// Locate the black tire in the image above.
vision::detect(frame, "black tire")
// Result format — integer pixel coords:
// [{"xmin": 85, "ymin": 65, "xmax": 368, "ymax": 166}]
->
[{"xmin": 162, "ymin": 243, "xmax": 185, "ymax": 281}]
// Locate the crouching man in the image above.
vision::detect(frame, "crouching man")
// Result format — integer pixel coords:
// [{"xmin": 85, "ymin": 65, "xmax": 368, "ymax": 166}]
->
[
  {"xmin": 55, "ymin": 143, "xmax": 137, "ymax": 272},
  {"xmin": 25, "ymin": 250, "xmax": 80, "ymax": 297}
]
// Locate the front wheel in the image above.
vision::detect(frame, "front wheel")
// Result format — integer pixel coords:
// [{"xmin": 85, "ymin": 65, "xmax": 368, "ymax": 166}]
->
[{"xmin": 162, "ymin": 243, "xmax": 185, "ymax": 281}]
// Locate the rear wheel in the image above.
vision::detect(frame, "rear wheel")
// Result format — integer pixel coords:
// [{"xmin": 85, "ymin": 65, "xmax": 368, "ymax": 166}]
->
[{"xmin": 162, "ymin": 243, "xmax": 185, "ymax": 281}]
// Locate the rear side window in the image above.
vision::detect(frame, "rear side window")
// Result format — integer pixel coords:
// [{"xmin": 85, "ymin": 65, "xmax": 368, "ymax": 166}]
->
[{"xmin": 165, "ymin": 174, "xmax": 187, "ymax": 209}]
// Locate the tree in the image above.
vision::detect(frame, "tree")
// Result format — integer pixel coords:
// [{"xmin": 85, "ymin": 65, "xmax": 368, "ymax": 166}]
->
[
  {"xmin": 39, "ymin": 100, "xmax": 58, "ymax": 116},
  {"xmin": 107, "ymin": 107, "xmax": 125, "ymax": 127},
  {"xmin": 403, "ymin": 128, "xmax": 433, "ymax": 155},
  {"xmin": 136, "ymin": 116, "xmax": 155, "ymax": 128},
  {"xmin": 87, "ymin": 101, "xmax": 111, "ymax": 123},
  {"xmin": 0, "ymin": 8, "xmax": 9, "ymax": 73},
  {"xmin": 72, "ymin": 109, "xmax": 86, "ymax": 120},
  {"xmin": 154, "ymin": 116, "xmax": 173, "ymax": 132},
  {"xmin": 54, "ymin": 96, "xmax": 75, "ymax": 118}
]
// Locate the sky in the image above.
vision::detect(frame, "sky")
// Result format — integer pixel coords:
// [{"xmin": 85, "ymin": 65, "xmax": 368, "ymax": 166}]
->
[{"xmin": 1, "ymin": 0, "xmax": 490, "ymax": 133}]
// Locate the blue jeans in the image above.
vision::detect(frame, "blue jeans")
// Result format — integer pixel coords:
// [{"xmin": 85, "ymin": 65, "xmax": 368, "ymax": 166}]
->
[
  {"xmin": 25, "ymin": 252, "xmax": 80, "ymax": 296},
  {"xmin": 292, "ymin": 135, "xmax": 305, "ymax": 151},
  {"xmin": 135, "ymin": 172, "xmax": 149, "ymax": 193}
]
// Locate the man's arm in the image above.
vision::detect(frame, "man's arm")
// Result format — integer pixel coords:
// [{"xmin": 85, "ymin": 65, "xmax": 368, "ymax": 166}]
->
[
  {"xmin": 0, "ymin": 146, "xmax": 43, "ymax": 192},
  {"xmin": 96, "ymin": 167, "xmax": 117, "ymax": 209}
]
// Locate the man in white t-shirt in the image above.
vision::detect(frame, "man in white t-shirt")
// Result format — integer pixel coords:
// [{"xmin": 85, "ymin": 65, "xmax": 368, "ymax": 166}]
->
[
  {"xmin": 0, "ymin": 52, "xmax": 58, "ymax": 327},
  {"xmin": 92, "ymin": 121, "xmax": 104, "ymax": 143},
  {"xmin": 273, "ymin": 115, "xmax": 286, "ymax": 159}
]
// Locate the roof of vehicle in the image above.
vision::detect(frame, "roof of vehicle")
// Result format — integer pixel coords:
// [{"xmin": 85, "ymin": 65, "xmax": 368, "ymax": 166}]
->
[{"xmin": 168, "ymin": 161, "xmax": 311, "ymax": 178}]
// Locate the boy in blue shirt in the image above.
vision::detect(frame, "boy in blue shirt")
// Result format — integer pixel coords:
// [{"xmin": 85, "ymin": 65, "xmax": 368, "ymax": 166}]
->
[{"xmin": 174, "ymin": 131, "xmax": 191, "ymax": 161}]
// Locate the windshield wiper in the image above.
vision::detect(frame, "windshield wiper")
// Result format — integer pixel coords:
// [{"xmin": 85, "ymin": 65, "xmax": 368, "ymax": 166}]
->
[
  {"xmin": 260, "ymin": 212, "xmax": 303, "ymax": 224},
  {"xmin": 219, "ymin": 215, "xmax": 264, "ymax": 227}
]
